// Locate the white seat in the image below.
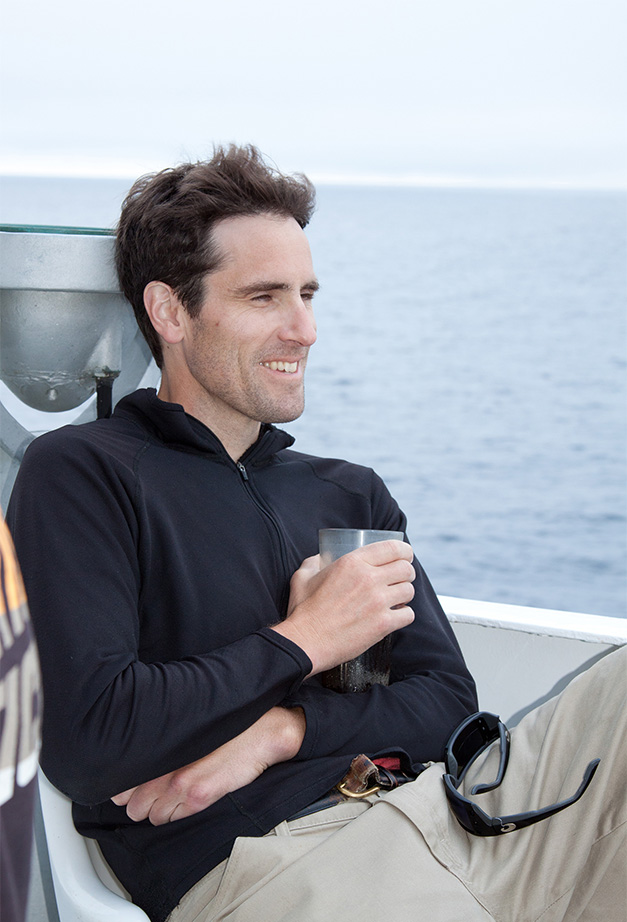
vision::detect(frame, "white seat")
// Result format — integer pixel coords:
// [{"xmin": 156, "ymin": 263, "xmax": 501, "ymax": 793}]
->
[{"xmin": 37, "ymin": 768, "xmax": 150, "ymax": 921}]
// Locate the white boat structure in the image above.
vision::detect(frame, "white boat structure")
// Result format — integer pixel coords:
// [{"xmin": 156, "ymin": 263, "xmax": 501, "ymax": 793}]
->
[{"xmin": 1, "ymin": 226, "xmax": 625, "ymax": 922}]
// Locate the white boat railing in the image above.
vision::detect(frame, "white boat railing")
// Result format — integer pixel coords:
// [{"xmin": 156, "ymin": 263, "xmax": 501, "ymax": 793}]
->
[
  {"xmin": 441, "ymin": 594, "xmax": 627, "ymax": 645},
  {"xmin": 440, "ymin": 595, "xmax": 626, "ymax": 725}
]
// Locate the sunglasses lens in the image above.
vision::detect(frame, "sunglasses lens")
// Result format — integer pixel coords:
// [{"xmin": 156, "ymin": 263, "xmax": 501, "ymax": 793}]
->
[
  {"xmin": 448, "ymin": 713, "xmax": 500, "ymax": 781},
  {"xmin": 453, "ymin": 724, "xmax": 488, "ymax": 775}
]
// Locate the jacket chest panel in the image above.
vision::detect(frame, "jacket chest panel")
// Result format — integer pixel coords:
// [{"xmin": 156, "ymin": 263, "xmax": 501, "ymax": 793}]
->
[
  {"xmin": 135, "ymin": 453, "xmax": 296, "ymax": 658},
  {"xmin": 131, "ymin": 449, "xmax": 376, "ymax": 661}
]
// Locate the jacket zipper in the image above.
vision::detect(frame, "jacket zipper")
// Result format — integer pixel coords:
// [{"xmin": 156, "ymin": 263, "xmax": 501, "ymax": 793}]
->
[{"xmin": 235, "ymin": 460, "xmax": 291, "ymax": 615}]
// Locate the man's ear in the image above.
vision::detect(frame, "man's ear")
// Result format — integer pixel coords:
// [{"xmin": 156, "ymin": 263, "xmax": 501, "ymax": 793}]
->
[{"xmin": 143, "ymin": 282, "xmax": 186, "ymax": 345}]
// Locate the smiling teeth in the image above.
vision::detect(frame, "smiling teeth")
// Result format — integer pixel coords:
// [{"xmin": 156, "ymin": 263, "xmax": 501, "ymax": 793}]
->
[{"xmin": 262, "ymin": 361, "xmax": 298, "ymax": 373}]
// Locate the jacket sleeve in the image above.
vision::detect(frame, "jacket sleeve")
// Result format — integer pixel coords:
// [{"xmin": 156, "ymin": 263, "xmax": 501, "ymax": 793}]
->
[
  {"xmin": 6, "ymin": 432, "xmax": 312, "ymax": 805},
  {"xmin": 283, "ymin": 472, "xmax": 478, "ymax": 769}
]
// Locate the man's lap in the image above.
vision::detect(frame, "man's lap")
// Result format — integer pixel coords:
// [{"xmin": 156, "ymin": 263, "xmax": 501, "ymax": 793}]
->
[
  {"xmin": 168, "ymin": 794, "xmax": 491, "ymax": 922},
  {"xmin": 168, "ymin": 646, "xmax": 626, "ymax": 922}
]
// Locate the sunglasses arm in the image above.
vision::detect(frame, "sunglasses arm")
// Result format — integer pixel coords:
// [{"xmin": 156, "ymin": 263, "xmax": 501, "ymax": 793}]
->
[{"xmin": 445, "ymin": 758, "xmax": 600, "ymax": 836}]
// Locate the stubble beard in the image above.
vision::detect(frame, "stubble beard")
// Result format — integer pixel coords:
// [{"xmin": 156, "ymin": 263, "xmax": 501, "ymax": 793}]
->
[
  {"xmin": 250, "ymin": 378, "xmax": 307, "ymax": 425},
  {"xmin": 250, "ymin": 352, "xmax": 309, "ymax": 425}
]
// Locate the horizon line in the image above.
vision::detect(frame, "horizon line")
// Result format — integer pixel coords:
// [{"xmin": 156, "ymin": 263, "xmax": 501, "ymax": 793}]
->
[{"xmin": 0, "ymin": 158, "xmax": 625, "ymax": 192}]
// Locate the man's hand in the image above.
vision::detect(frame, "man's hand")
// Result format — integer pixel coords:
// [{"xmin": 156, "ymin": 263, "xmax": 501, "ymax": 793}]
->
[
  {"xmin": 111, "ymin": 706, "xmax": 306, "ymax": 826},
  {"xmin": 273, "ymin": 539, "xmax": 415, "ymax": 675}
]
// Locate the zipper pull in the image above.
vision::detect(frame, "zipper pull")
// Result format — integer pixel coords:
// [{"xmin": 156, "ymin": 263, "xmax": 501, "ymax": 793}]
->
[{"xmin": 236, "ymin": 461, "xmax": 249, "ymax": 481}]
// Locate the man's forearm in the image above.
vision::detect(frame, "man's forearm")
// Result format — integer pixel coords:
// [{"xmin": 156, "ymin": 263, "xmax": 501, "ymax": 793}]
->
[{"xmin": 112, "ymin": 706, "xmax": 306, "ymax": 825}]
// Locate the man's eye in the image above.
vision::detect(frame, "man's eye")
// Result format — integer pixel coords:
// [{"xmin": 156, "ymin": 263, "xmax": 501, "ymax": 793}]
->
[
  {"xmin": 302, "ymin": 291, "xmax": 315, "ymax": 302},
  {"xmin": 252, "ymin": 294, "xmax": 272, "ymax": 303}
]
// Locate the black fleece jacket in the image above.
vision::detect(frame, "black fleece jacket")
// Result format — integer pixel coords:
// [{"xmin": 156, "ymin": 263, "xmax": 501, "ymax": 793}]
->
[{"xmin": 7, "ymin": 388, "xmax": 477, "ymax": 921}]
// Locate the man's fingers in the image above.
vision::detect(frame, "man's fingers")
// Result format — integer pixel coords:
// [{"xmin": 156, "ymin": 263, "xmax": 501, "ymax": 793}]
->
[
  {"xmin": 148, "ymin": 799, "xmax": 181, "ymax": 826},
  {"xmin": 168, "ymin": 803, "xmax": 192, "ymax": 824},
  {"xmin": 111, "ymin": 787, "xmax": 136, "ymax": 806},
  {"xmin": 122, "ymin": 776, "xmax": 178, "ymax": 823},
  {"xmin": 124, "ymin": 786, "xmax": 154, "ymax": 822},
  {"xmin": 298, "ymin": 554, "xmax": 321, "ymax": 572},
  {"xmin": 351, "ymin": 538, "xmax": 413, "ymax": 565},
  {"xmin": 342, "ymin": 544, "xmax": 415, "ymax": 592},
  {"xmin": 384, "ymin": 558, "xmax": 416, "ymax": 586}
]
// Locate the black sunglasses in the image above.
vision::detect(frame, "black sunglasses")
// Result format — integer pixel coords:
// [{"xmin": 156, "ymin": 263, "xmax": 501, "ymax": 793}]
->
[{"xmin": 443, "ymin": 711, "xmax": 600, "ymax": 836}]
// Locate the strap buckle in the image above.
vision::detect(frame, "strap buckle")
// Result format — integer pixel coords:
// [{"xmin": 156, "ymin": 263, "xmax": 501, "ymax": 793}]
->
[{"xmin": 336, "ymin": 779, "xmax": 382, "ymax": 799}]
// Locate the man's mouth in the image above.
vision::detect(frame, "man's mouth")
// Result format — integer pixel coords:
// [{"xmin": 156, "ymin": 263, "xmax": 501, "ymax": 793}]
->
[{"xmin": 260, "ymin": 361, "xmax": 299, "ymax": 374}]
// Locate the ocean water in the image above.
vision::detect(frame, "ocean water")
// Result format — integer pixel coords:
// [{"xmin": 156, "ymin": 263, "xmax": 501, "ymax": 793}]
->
[{"xmin": 1, "ymin": 177, "xmax": 625, "ymax": 617}]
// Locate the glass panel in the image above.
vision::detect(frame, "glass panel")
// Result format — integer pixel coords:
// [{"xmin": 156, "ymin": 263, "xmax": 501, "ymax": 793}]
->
[{"xmin": 0, "ymin": 223, "xmax": 113, "ymax": 236}]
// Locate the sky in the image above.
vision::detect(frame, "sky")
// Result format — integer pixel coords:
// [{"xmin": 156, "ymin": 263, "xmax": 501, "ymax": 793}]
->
[{"xmin": 1, "ymin": 0, "xmax": 626, "ymax": 186}]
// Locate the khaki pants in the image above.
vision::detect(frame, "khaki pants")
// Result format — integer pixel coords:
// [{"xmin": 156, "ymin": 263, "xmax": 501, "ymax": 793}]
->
[{"xmin": 169, "ymin": 646, "xmax": 627, "ymax": 922}]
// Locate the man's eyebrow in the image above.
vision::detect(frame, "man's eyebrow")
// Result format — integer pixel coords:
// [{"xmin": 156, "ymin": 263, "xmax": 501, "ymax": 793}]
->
[{"xmin": 231, "ymin": 279, "xmax": 320, "ymax": 297}]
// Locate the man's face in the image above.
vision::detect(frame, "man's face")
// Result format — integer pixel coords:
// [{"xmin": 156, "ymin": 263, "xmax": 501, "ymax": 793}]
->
[{"xmin": 177, "ymin": 213, "xmax": 318, "ymax": 437}]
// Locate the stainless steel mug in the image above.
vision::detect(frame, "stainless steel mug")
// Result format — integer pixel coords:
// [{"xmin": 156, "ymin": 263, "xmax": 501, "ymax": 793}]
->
[{"xmin": 318, "ymin": 528, "xmax": 404, "ymax": 693}]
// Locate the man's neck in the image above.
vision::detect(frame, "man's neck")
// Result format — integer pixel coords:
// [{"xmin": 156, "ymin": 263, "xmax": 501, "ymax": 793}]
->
[
  {"xmin": 212, "ymin": 422, "xmax": 262, "ymax": 463},
  {"xmin": 156, "ymin": 380, "xmax": 261, "ymax": 463}
]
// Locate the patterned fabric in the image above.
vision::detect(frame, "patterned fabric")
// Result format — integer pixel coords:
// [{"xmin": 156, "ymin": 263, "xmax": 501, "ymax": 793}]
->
[{"xmin": 0, "ymin": 516, "xmax": 41, "ymax": 922}]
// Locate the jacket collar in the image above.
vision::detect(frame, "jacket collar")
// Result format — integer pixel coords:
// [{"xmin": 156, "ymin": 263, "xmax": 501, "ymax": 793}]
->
[{"xmin": 114, "ymin": 388, "xmax": 295, "ymax": 463}]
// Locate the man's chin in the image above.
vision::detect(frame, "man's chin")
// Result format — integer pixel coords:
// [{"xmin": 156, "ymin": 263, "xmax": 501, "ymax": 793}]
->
[{"xmin": 264, "ymin": 399, "xmax": 306, "ymax": 425}]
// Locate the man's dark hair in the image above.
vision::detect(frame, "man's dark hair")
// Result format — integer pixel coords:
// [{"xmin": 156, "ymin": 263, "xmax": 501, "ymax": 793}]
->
[{"xmin": 115, "ymin": 144, "xmax": 316, "ymax": 367}]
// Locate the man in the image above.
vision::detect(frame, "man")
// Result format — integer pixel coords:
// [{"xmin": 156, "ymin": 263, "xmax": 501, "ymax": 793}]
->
[{"xmin": 7, "ymin": 146, "xmax": 625, "ymax": 922}]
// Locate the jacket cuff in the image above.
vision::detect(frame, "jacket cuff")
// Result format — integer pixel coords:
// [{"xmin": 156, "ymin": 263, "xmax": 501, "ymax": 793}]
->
[
  {"xmin": 281, "ymin": 684, "xmax": 324, "ymax": 760},
  {"xmin": 254, "ymin": 627, "xmax": 312, "ymax": 697}
]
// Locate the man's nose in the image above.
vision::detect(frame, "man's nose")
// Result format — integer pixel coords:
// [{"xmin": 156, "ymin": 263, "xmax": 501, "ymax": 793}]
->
[{"xmin": 280, "ymin": 298, "xmax": 317, "ymax": 346}]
